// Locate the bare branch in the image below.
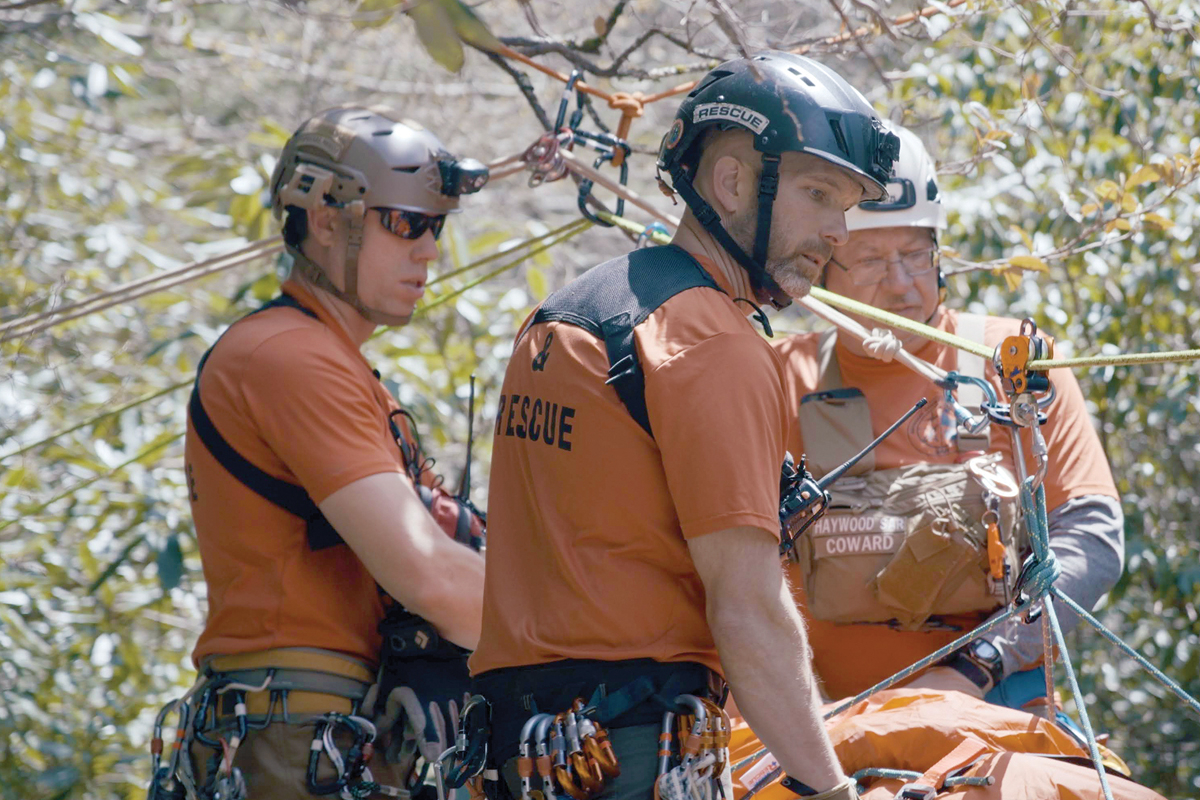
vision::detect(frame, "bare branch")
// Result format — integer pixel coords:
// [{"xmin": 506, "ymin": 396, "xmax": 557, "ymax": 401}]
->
[
  {"xmin": 706, "ymin": 0, "xmax": 759, "ymax": 76},
  {"xmin": 0, "ymin": 0, "xmax": 58, "ymax": 10},
  {"xmin": 824, "ymin": 0, "xmax": 890, "ymax": 87},
  {"xmin": 485, "ymin": 50, "xmax": 552, "ymax": 131}
]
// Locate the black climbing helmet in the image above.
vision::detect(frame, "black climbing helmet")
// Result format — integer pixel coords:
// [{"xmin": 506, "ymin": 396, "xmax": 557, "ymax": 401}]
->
[{"xmin": 656, "ymin": 51, "xmax": 901, "ymax": 310}]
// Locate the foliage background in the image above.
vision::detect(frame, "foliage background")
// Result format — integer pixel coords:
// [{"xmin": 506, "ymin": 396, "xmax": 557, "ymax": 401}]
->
[{"xmin": 1, "ymin": 0, "xmax": 1198, "ymax": 796}]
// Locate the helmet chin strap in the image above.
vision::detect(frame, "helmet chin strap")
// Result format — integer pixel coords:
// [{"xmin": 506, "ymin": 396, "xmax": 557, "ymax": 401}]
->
[
  {"xmin": 667, "ymin": 156, "xmax": 792, "ymax": 311},
  {"xmin": 288, "ymin": 207, "xmax": 411, "ymax": 328}
]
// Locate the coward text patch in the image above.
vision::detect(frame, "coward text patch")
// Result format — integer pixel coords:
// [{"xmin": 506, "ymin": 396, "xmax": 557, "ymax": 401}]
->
[
  {"xmin": 810, "ymin": 514, "xmax": 905, "ymax": 559},
  {"xmin": 692, "ymin": 103, "xmax": 769, "ymax": 134}
]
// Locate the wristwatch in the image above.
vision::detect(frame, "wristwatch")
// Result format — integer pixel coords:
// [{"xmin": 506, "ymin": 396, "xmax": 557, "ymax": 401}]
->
[{"xmin": 942, "ymin": 638, "xmax": 1004, "ymax": 693}]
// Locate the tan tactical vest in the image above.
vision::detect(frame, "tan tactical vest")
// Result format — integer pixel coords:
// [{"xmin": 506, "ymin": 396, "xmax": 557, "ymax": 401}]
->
[{"xmin": 794, "ymin": 315, "xmax": 1026, "ymax": 631}]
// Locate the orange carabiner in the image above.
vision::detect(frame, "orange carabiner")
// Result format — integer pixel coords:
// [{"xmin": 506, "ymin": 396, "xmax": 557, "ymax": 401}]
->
[{"xmin": 582, "ymin": 724, "xmax": 620, "ymax": 778}]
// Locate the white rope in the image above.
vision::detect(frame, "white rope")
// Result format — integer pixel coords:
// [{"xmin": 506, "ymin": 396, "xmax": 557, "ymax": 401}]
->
[
  {"xmin": 862, "ymin": 327, "xmax": 905, "ymax": 362},
  {"xmin": 558, "ymin": 149, "xmax": 681, "ymax": 228},
  {"xmin": 798, "ymin": 296, "xmax": 947, "ymax": 383}
]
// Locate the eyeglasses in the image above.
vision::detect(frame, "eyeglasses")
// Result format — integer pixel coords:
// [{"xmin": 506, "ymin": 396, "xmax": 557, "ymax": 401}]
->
[
  {"xmin": 376, "ymin": 208, "xmax": 446, "ymax": 241},
  {"xmin": 830, "ymin": 246, "xmax": 938, "ymax": 287}
]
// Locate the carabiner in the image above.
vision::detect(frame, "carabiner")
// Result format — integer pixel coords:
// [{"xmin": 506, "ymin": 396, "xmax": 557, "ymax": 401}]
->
[
  {"xmin": 533, "ymin": 714, "xmax": 559, "ymax": 800},
  {"xmin": 573, "ymin": 700, "xmax": 619, "ymax": 780},
  {"xmin": 656, "ymin": 711, "xmax": 676, "ymax": 776},
  {"xmin": 577, "ymin": 149, "xmax": 630, "ymax": 227},
  {"xmin": 518, "ymin": 714, "xmax": 549, "ymax": 800},
  {"xmin": 672, "ymin": 695, "xmax": 708, "ymax": 767},
  {"xmin": 444, "ymin": 694, "xmax": 490, "ymax": 787}
]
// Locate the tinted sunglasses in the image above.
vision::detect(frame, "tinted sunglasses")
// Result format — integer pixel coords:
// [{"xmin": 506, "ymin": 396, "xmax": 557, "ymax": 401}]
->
[{"xmin": 376, "ymin": 208, "xmax": 446, "ymax": 241}]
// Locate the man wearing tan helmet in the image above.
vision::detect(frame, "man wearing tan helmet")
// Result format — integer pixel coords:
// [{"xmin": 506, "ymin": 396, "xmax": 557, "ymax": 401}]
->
[{"xmin": 153, "ymin": 106, "xmax": 489, "ymax": 800}]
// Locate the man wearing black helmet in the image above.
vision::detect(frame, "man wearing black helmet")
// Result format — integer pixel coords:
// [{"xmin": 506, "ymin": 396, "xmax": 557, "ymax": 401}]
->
[
  {"xmin": 160, "ymin": 107, "xmax": 489, "ymax": 800},
  {"xmin": 472, "ymin": 54, "xmax": 899, "ymax": 800}
]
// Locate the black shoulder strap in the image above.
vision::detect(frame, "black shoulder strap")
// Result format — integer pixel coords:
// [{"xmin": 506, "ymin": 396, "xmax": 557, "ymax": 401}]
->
[
  {"xmin": 189, "ymin": 293, "xmax": 345, "ymax": 551},
  {"xmin": 531, "ymin": 245, "xmax": 722, "ymax": 438}
]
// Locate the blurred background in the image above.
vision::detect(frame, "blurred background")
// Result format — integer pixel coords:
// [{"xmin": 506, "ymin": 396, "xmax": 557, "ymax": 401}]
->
[{"xmin": 1, "ymin": 0, "xmax": 1198, "ymax": 795}]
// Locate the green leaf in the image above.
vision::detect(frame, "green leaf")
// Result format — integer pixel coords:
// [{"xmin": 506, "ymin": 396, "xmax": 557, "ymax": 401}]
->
[
  {"xmin": 1094, "ymin": 180, "xmax": 1121, "ymax": 202},
  {"xmin": 157, "ymin": 535, "xmax": 183, "ymax": 591},
  {"xmin": 1142, "ymin": 212, "xmax": 1174, "ymax": 231},
  {"xmin": 1125, "ymin": 164, "xmax": 1164, "ymax": 189},
  {"xmin": 353, "ymin": 0, "xmax": 405, "ymax": 29},
  {"xmin": 439, "ymin": 0, "xmax": 502, "ymax": 52},
  {"xmin": 1009, "ymin": 254, "xmax": 1049, "ymax": 273},
  {"xmin": 526, "ymin": 265, "xmax": 547, "ymax": 300},
  {"xmin": 407, "ymin": 0, "xmax": 465, "ymax": 73}
]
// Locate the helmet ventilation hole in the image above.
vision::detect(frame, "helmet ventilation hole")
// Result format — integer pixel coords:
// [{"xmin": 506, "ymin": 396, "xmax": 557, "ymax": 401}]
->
[{"xmin": 827, "ymin": 117, "xmax": 850, "ymax": 155}]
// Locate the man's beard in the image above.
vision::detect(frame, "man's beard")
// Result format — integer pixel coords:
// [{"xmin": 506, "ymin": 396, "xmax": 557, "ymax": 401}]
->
[{"xmin": 727, "ymin": 205, "xmax": 829, "ymax": 299}]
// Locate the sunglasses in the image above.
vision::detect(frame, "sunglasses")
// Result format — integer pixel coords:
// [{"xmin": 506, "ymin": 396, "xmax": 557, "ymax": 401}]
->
[{"xmin": 376, "ymin": 208, "xmax": 446, "ymax": 241}]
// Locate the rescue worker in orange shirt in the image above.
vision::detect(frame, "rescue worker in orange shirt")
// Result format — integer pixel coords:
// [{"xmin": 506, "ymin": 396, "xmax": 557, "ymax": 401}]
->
[
  {"xmin": 769, "ymin": 123, "xmax": 1124, "ymax": 716},
  {"xmin": 154, "ymin": 106, "xmax": 488, "ymax": 800},
  {"xmin": 471, "ymin": 53, "xmax": 901, "ymax": 800}
]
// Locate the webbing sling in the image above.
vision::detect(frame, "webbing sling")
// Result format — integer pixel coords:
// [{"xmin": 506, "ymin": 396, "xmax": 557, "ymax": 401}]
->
[
  {"xmin": 188, "ymin": 293, "xmax": 346, "ymax": 551},
  {"xmin": 528, "ymin": 245, "xmax": 723, "ymax": 438}
]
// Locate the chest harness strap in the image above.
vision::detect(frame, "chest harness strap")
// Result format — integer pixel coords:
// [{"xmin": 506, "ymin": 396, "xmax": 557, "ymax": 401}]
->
[
  {"xmin": 189, "ymin": 292, "xmax": 418, "ymax": 551},
  {"xmin": 528, "ymin": 244, "xmax": 723, "ymax": 438}
]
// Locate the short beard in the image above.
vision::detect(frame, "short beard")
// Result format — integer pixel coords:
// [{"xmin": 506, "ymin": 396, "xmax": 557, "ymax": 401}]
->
[{"xmin": 726, "ymin": 204, "xmax": 824, "ymax": 299}]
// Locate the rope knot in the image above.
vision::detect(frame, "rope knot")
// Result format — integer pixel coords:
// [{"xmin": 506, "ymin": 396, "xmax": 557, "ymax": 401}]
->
[
  {"xmin": 607, "ymin": 92, "xmax": 646, "ymax": 166},
  {"xmin": 863, "ymin": 327, "xmax": 904, "ymax": 362}
]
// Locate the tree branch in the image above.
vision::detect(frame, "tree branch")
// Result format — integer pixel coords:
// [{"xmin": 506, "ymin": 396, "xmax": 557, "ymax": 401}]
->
[{"xmin": 484, "ymin": 50, "xmax": 552, "ymax": 131}]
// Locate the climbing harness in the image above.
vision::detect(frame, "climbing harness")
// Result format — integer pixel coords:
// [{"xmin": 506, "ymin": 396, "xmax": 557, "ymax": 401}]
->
[
  {"xmin": 588, "ymin": 214, "xmax": 1200, "ymax": 800},
  {"xmin": 524, "ymin": 243, "xmax": 722, "ymax": 439}
]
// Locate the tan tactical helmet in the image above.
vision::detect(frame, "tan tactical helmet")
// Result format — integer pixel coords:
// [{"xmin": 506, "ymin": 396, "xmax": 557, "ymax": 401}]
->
[{"xmin": 269, "ymin": 105, "xmax": 488, "ymax": 325}]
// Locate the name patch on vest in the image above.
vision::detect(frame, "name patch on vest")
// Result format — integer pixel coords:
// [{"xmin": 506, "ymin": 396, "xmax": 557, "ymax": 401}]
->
[
  {"xmin": 692, "ymin": 103, "xmax": 769, "ymax": 134},
  {"xmin": 810, "ymin": 514, "xmax": 905, "ymax": 559}
]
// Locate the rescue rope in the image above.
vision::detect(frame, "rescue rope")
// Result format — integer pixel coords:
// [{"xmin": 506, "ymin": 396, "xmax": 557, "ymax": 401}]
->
[
  {"xmin": 596, "ymin": 211, "xmax": 1200, "ymax": 371},
  {"xmin": 428, "ymin": 219, "xmax": 591, "ymax": 288},
  {"xmin": 559, "ymin": 150, "xmax": 680, "ymax": 228},
  {"xmin": 421, "ymin": 219, "xmax": 593, "ymax": 312},
  {"xmin": 0, "ymin": 432, "xmax": 183, "ymax": 534},
  {"xmin": 0, "ymin": 239, "xmax": 283, "ymax": 342}
]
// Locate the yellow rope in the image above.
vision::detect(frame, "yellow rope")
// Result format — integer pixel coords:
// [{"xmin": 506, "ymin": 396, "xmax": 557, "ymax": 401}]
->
[
  {"xmin": 420, "ymin": 220, "xmax": 593, "ymax": 312},
  {"xmin": 428, "ymin": 220, "xmax": 591, "ymax": 288},
  {"xmin": 598, "ymin": 211, "xmax": 1200, "ymax": 372},
  {"xmin": 808, "ymin": 287, "xmax": 995, "ymax": 359},
  {"xmin": 1029, "ymin": 350, "xmax": 1200, "ymax": 370},
  {"xmin": 0, "ymin": 381, "xmax": 190, "ymax": 462}
]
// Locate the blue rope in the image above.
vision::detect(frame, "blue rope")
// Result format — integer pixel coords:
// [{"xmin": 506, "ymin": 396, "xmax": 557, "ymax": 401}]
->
[
  {"xmin": 1015, "ymin": 481, "xmax": 1061, "ymax": 601},
  {"xmin": 1041, "ymin": 592, "xmax": 1115, "ymax": 800},
  {"xmin": 822, "ymin": 606, "xmax": 1023, "ymax": 720},
  {"xmin": 851, "ymin": 768, "xmax": 921, "ymax": 783},
  {"xmin": 1051, "ymin": 586, "xmax": 1200, "ymax": 718}
]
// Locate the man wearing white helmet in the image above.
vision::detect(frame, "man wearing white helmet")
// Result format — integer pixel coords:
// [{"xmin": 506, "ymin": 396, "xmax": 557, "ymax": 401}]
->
[
  {"xmin": 769, "ymin": 123, "xmax": 1125, "ymax": 716},
  {"xmin": 160, "ymin": 106, "xmax": 489, "ymax": 800}
]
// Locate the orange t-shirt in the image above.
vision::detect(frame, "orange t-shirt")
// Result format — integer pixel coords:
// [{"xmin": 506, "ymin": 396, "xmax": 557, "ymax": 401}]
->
[
  {"xmin": 470, "ymin": 253, "xmax": 790, "ymax": 676},
  {"xmin": 188, "ymin": 280, "xmax": 411, "ymax": 666},
  {"xmin": 769, "ymin": 308, "xmax": 1118, "ymax": 698}
]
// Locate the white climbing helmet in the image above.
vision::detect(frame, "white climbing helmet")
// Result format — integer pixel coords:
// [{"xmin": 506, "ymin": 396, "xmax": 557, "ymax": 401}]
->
[{"xmin": 845, "ymin": 122, "xmax": 946, "ymax": 232}]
